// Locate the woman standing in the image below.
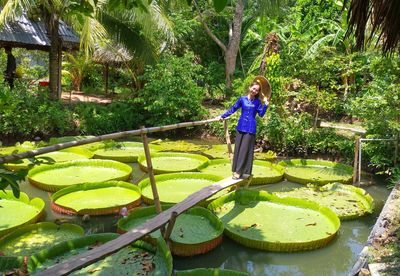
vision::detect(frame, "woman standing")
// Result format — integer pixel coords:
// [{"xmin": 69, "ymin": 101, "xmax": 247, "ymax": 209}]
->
[{"xmin": 219, "ymin": 76, "xmax": 271, "ymax": 179}]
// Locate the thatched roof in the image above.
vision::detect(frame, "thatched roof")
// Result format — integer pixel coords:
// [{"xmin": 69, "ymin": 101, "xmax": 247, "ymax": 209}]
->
[
  {"xmin": 346, "ymin": 0, "xmax": 400, "ymax": 52},
  {"xmin": 0, "ymin": 11, "xmax": 79, "ymax": 51},
  {"xmin": 92, "ymin": 44, "xmax": 132, "ymax": 65}
]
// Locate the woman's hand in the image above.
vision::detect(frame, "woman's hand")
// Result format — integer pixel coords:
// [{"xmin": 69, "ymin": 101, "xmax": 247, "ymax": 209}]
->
[{"xmin": 263, "ymin": 97, "xmax": 269, "ymax": 105}]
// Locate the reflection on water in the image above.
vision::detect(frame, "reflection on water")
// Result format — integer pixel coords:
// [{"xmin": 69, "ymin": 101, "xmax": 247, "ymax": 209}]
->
[{"xmin": 17, "ymin": 158, "xmax": 390, "ymax": 276}]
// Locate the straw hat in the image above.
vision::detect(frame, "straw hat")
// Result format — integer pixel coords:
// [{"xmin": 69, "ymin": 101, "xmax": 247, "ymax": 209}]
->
[{"xmin": 253, "ymin": 76, "xmax": 272, "ymax": 100}]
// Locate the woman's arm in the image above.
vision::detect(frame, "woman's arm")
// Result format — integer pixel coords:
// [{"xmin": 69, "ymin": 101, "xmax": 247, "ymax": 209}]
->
[
  {"xmin": 221, "ymin": 97, "xmax": 242, "ymax": 119},
  {"xmin": 257, "ymin": 98, "xmax": 269, "ymax": 117}
]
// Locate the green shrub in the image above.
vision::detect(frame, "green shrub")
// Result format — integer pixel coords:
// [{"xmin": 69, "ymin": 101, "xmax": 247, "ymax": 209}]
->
[
  {"xmin": 0, "ymin": 82, "xmax": 74, "ymax": 139},
  {"xmin": 73, "ymin": 101, "xmax": 145, "ymax": 135},
  {"xmin": 135, "ymin": 52, "xmax": 207, "ymax": 126}
]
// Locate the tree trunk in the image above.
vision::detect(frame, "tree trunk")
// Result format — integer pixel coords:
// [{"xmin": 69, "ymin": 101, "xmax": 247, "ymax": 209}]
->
[
  {"xmin": 224, "ymin": 0, "xmax": 244, "ymax": 91},
  {"xmin": 48, "ymin": 13, "xmax": 62, "ymax": 100},
  {"xmin": 195, "ymin": 0, "xmax": 243, "ymax": 94}
]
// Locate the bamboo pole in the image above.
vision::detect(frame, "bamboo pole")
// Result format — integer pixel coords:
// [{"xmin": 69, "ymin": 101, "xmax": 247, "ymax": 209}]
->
[
  {"xmin": 0, "ymin": 118, "xmax": 221, "ymax": 164},
  {"xmin": 224, "ymin": 120, "xmax": 233, "ymax": 161},
  {"xmin": 141, "ymin": 128, "xmax": 165, "ymax": 236}
]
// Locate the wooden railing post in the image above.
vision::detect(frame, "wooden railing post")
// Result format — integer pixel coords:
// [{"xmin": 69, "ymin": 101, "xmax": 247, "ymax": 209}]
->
[
  {"xmin": 141, "ymin": 126, "xmax": 165, "ymax": 235},
  {"xmin": 353, "ymin": 136, "xmax": 360, "ymax": 184},
  {"xmin": 163, "ymin": 211, "xmax": 178, "ymax": 244},
  {"xmin": 224, "ymin": 120, "xmax": 233, "ymax": 162}
]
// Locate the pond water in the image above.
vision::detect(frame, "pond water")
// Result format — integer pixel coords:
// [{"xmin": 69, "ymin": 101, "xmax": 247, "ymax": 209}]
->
[{"xmin": 16, "ymin": 156, "xmax": 390, "ymax": 276}]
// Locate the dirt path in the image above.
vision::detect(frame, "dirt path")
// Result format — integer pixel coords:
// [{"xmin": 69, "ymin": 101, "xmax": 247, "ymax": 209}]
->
[{"xmin": 61, "ymin": 92, "xmax": 112, "ymax": 104}]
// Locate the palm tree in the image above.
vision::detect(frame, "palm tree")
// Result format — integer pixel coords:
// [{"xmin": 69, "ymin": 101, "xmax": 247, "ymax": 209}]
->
[{"xmin": 345, "ymin": 0, "xmax": 400, "ymax": 53}]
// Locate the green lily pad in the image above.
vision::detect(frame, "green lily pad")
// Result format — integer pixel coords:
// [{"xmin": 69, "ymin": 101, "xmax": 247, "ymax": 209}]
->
[
  {"xmin": 200, "ymin": 159, "xmax": 284, "ymax": 185},
  {"xmin": 3, "ymin": 148, "xmax": 94, "ymax": 171},
  {"xmin": 70, "ymin": 238, "xmax": 172, "ymax": 276},
  {"xmin": 138, "ymin": 152, "xmax": 210, "ymax": 174},
  {"xmin": 138, "ymin": 173, "xmax": 224, "ymax": 205},
  {"xmin": 278, "ymin": 159, "xmax": 353, "ymax": 185},
  {"xmin": 51, "ymin": 181, "xmax": 141, "ymax": 215},
  {"xmin": 0, "ymin": 142, "xmax": 37, "ymax": 156},
  {"xmin": 118, "ymin": 206, "xmax": 224, "ymax": 256},
  {"xmin": 28, "ymin": 233, "xmax": 119, "ymax": 274},
  {"xmin": 0, "ymin": 222, "xmax": 84, "ymax": 257},
  {"xmin": 199, "ymin": 159, "xmax": 232, "ymax": 178},
  {"xmin": 202, "ymin": 144, "xmax": 233, "ymax": 159},
  {"xmin": 208, "ymin": 189, "xmax": 340, "ymax": 252},
  {"xmin": 150, "ymin": 139, "xmax": 209, "ymax": 153},
  {"xmin": 0, "ymin": 190, "xmax": 45, "ymax": 237},
  {"xmin": 176, "ymin": 268, "xmax": 250, "ymax": 276},
  {"xmin": 254, "ymin": 150, "xmax": 277, "ymax": 161},
  {"xmin": 48, "ymin": 136, "xmax": 103, "ymax": 152},
  {"xmin": 93, "ymin": 141, "xmax": 161, "ymax": 163},
  {"xmin": 275, "ymin": 183, "xmax": 374, "ymax": 220},
  {"xmin": 28, "ymin": 159, "xmax": 132, "ymax": 192}
]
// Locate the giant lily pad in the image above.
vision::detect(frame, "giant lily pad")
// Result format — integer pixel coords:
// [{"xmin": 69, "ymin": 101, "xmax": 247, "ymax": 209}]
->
[
  {"xmin": 93, "ymin": 141, "xmax": 160, "ymax": 163},
  {"xmin": 199, "ymin": 159, "xmax": 284, "ymax": 185},
  {"xmin": 208, "ymin": 189, "xmax": 340, "ymax": 252},
  {"xmin": 278, "ymin": 159, "xmax": 353, "ymax": 185},
  {"xmin": 202, "ymin": 144, "xmax": 233, "ymax": 159},
  {"xmin": 0, "ymin": 222, "xmax": 84, "ymax": 257},
  {"xmin": 138, "ymin": 152, "xmax": 210, "ymax": 174},
  {"xmin": 0, "ymin": 190, "xmax": 45, "ymax": 237},
  {"xmin": 28, "ymin": 159, "xmax": 132, "ymax": 192},
  {"xmin": 48, "ymin": 136, "xmax": 103, "ymax": 152},
  {"xmin": 118, "ymin": 206, "xmax": 224, "ymax": 256},
  {"xmin": 275, "ymin": 183, "xmax": 374, "ymax": 220},
  {"xmin": 254, "ymin": 150, "xmax": 277, "ymax": 161},
  {"xmin": 28, "ymin": 233, "xmax": 119, "ymax": 274},
  {"xmin": 51, "ymin": 181, "xmax": 141, "ymax": 215},
  {"xmin": 176, "ymin": 268, "xmax": 249, "ymax": 276},
  {"xmin": 69, "ymin": 238, "xmax": 172, "ymax": 276},
  {"xmin": 150, "ymin": 139, "xmax": 208, "ymax": 153},
  {"xmin": 138, "ymin": 173, "xmax": 223, "ymax": 205},
  {"xmin": 4, "ymin": 147, "xmax": 94, "ymax": 171}
]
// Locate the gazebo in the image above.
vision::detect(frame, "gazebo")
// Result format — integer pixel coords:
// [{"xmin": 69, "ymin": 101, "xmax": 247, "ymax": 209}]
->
[
  {"xmin": 0, "ymin": 10, "xmax": 79, "ymax": 96},
  {"xmin": 92, "ymin": 44, "xmax": 133, "ymax": 94}
]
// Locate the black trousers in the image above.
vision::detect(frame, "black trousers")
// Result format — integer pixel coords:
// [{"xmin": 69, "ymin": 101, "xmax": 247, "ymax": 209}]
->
[{"xmin": 232, "ymin": 131, "xmax": 255, "ymax": 176}]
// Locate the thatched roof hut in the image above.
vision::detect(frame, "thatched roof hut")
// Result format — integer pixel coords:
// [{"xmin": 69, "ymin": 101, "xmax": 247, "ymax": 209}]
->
[
  {"xmin": 346, "ymin": 0, "xmax": 400, "ymax": 52},
  {"xmin": 93, "ymin": 44, "xmax": 133, "ymax": 94},
  {"xmin": 0, "ymin": 11, "xmax": 79, "ymax": 51}
]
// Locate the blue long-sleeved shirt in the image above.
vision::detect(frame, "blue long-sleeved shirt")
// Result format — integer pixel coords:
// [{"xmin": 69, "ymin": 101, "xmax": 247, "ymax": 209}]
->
[{"xmin": 221, "ymin": 96, "xmax": 268, "ymax": 134}]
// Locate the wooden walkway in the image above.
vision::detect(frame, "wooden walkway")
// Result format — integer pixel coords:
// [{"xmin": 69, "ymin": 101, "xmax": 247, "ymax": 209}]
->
[{"xmin": 36, "ymin": 176, "xmax": 249, "ymax": 276}]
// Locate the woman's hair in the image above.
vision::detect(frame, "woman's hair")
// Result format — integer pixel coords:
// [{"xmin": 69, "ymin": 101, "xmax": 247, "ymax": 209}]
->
[{"xmin": 248, "ymin": 81, "xmax": 261, "ymax": 98}]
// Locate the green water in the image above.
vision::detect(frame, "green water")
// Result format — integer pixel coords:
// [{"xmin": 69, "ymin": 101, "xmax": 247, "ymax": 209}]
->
[{"xmin": 14, "ymin": 156, "xmax": 390, "ymax": 275}]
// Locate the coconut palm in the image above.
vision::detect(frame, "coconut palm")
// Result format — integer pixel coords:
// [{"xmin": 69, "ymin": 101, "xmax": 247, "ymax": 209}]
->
[{"xmin": 345, "ymin": 0, "xmax": 400, "ymax": 53}]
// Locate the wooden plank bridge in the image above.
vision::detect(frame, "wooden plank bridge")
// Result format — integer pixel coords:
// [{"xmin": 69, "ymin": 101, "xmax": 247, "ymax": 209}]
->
[{"xmin": 35, "ymin": 176, "xmax": 249, "ymax": 276}]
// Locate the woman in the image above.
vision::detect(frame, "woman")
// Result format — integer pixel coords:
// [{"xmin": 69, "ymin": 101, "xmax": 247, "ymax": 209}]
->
[{"xmin": 219, "ymin": 76, "xmax": 271, "ymax": 179}]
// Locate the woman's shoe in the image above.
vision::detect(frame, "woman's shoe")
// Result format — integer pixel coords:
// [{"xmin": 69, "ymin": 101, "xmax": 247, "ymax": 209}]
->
[{"xmin": 232, "ymin": 172, "xmax": 241, "ymax": 180}]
